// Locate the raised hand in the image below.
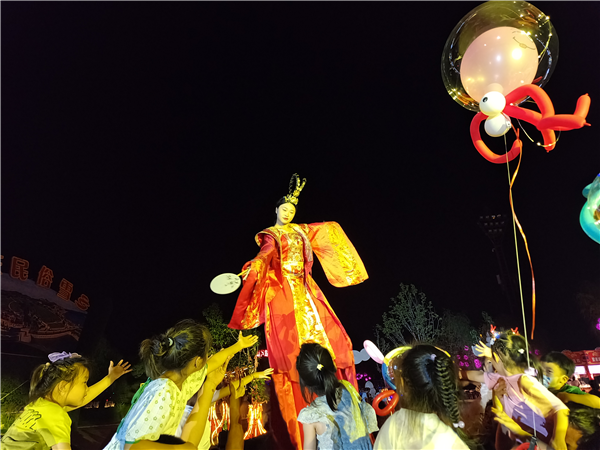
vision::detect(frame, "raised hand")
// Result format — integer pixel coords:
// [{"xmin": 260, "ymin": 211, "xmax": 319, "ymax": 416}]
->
[
  {"xmin": 237, "ymin": 332, "xmax": 259, "ymax": 350},
  {"xmin": 494, "ymin": 377, "xmax": 508, "ymax": 398},
  {"xmin": 473, "ymin": 341, "xmax": 492, "ymax": 359},
  {"xmin": 231, "ymin": 378, "xmax": 246, "ymax": 400},
  {"xmin": 253, "ymin": 368, "xmax": 274, "ymax": 380},
  {"xmin": 491, "ymin": 395, "xmax": 529, "ymax": 437},
  {"xmin": 108, "ymin": 360, "xmax": 132, "ymax": 382}
]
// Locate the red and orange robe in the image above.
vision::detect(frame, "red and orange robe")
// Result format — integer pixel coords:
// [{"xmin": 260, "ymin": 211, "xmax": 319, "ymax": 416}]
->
[{"xmin": 229, "ymin": 222, "xmax": 368, "ymax": 450}]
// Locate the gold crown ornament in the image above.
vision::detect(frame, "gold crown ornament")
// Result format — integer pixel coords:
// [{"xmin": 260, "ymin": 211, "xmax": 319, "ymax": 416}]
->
[{"xmin": 283, "ymin": 173, "xmax": 306, "ymax": 206}]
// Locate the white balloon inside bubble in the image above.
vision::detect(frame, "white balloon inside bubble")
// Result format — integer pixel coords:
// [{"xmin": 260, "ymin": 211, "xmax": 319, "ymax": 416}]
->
[
  {"xmin": 484, "ymin": 113, "xmax": 512, "ymax": 137},
  {"xmin": 479, "ymin": 91, "xmax": 506, "ymax": 117}
]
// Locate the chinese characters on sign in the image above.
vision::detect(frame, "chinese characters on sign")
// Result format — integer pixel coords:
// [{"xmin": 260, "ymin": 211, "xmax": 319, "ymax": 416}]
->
[{"xmin": 2, "ymin": 255, "xmax": 90, "ymax": 311}]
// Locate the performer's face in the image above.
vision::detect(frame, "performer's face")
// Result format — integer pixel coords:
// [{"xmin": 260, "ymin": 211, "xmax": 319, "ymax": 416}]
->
[{"xmin": 275, "ymin": 203, "xmax": 296, "ymax": 226}]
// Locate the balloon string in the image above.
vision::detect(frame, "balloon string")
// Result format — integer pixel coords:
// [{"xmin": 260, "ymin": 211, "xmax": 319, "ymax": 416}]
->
[
  {"xmin": 505, "ymin": 130, "xmax": 538, "ymax": 442},
  {"xmin": 504, "ymin": 130, "xmax": 536, "ymax": 344},
  {"xmin": 514, "ymin": 118, "xmax": 561, "ymax": 148}
]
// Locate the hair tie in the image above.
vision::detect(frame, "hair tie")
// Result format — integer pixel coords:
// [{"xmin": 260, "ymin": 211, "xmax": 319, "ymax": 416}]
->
[
  {"xmin": 317, "ymin": 364, "xmax": 323, "ymax": 371},
  {"xmin": 168, "ymin": 337, "xmax": 174, "ymax": 347},
  {"xmin": 453, "ymin": 421, "xmax": 465, "ymax": 429},
  {"xmin": 518, "ymin": 348, "xmax": 525, "ymax": 354},
  {"xmin": 48, "ymin": 351, "xmax": 80, "ymax": 363},
  {"xmin": 431, "ymin": 354, "xmax": 437, "ymax": 361}
]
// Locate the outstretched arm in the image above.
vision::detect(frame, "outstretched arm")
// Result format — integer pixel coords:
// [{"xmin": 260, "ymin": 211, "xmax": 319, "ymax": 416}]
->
[
  {"xmin": 229, "ymin": 234, "xmax": 277, "ymax": 331},
  {"xmin": 226, "ymin": 379, "xmax": 247, "ymax": 450},
  {"xmin": 182, "ymin": 356, "xmax": 232, "ymax": 447},
  {"xmin": 557, "ymin": 391, "xmax": 600, "ymax": 409},
  {"xmin": 66, "ymin": 360, "xmax": 132, "ymax": 411},
  {"xmin": 491, "ymin": 395, "xmax": 531, "ymax": 438},
  {"xmin": 214, "ymin": 368, "xmax": 273, "ymax": 401},
  {"xmin": 207, "ymin": 332, "xmax": 259, "ymax": 373}
]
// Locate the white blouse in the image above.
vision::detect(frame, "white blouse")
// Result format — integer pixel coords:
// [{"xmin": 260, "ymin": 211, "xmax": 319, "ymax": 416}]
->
[{"xmin": 103, "ymin": 366, "xmax": 207, "ymax": 450}]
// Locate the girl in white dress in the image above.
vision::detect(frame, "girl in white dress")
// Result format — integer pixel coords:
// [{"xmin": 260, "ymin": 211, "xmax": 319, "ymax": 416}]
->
[
  {"xmin": 374, "ymin": 344, "xmax": 472, "ymax": 450},
  {"xmin": 103, "ymin": 319, "xmax": 258, "ymax": 450}
]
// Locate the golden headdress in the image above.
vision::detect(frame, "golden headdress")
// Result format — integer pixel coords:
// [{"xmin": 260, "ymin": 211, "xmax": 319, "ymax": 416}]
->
[{"xmin": 283, "ymin": 173, "xmax": 306, "ymax": 206}]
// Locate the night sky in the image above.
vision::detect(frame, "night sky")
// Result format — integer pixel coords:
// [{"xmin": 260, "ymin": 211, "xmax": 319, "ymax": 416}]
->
[{"xmin": 2, "ymin": 2, "xmax": 599, "ymax": 362}]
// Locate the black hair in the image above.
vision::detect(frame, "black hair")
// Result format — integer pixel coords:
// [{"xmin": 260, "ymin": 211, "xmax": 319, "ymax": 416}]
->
[
  {"xmin": 541, "ymin": 352, "xmax": 576, "ymax": 378},
  {"xmin": 566, "ymin": 402, "xmax": 600, "ymax": 450},
  {"xmin": 156, "ymin": 435, "xmax": 187, "ymax": 445},
  {"xmin": 491, "ymin": 332, "xmax": 543, "ymax": 382},
  {"xmin": 275, "ymin": 197, "xmax": 294, "ymax": 208},
  {"xmin": 399, "ymin": 345, "xmax": 472, "ymax": 447},
  {"xmin": 140, "ymin": 319, "xmax": 212, "ymax": 379},
  {"xmin": 296, "ymin": 343, "xmax": 342, "ymax": 411},
  {"xmin": 29, "ymin": 355, "xmax": 90, "ymax": 404}
]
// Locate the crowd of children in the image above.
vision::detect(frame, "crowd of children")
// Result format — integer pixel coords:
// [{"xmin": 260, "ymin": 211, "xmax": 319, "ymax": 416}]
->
[{"xmin": 2, "ymin": 321, "xmax": 599, "ymax": 450}]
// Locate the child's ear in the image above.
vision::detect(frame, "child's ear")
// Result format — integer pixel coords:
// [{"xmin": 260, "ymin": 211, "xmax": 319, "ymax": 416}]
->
[
  {"xmin": 560, "ymin": 374, "xmax": 569, "ymax": 386},
  {"xmin": 55, "ymin": 380, "xmax": 69, "ymax": 395}
]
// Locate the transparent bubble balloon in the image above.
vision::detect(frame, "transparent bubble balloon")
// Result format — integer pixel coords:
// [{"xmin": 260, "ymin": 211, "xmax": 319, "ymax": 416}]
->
[{"xmin": 441, "ymin": 1, "xmax": 558, "ymax": 111}]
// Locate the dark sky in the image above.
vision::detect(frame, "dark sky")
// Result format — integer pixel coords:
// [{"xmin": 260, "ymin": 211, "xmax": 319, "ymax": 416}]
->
[{"xmin": 2, "ymin": 2, "xmax": 599, "ymax": 360}]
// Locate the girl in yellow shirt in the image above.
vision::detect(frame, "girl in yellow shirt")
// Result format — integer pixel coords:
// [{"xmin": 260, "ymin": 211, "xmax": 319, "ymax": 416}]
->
[{"xmin": 2, "ymin": 351, "xmax": 131, "ymax": 450}]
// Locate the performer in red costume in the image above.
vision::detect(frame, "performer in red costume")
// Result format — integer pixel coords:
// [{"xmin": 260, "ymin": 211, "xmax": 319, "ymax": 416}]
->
[{"xmin": 229, "ymin": 174, "xmax": 368, "ymax": 450}]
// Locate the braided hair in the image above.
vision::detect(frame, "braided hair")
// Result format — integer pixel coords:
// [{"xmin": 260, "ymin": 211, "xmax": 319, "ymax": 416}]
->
[
  {"xmin": 399, "ymin": 345, "xmax": 472, "ymax": 447},
  {"xmin": 29, "ymin": 355, "xmax": 90, "ymax": 404},
  {"xmin": 139, "ymin": 319, "xmax": 212, "ymax": 379},
  {"xmin": 296, "ymin": 343, "xmax": 342, "ymax": 411},
  {"xmin": 492, "ymin": 332, "xmax": 543, "ymax": 382}
]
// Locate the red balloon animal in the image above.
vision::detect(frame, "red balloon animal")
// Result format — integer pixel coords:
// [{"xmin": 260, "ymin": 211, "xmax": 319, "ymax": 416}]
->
[{"xmin": 471, "ymin": 85, "xmax": 591, "ymax": 163}]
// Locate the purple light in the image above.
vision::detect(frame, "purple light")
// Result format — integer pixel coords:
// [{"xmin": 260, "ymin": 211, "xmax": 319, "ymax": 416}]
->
[
  {"xmin": 534, "ymin": 349, "xmax": 540, "ymax": 356},
  {"xmin": 464, "ymin": 345, "xmax": 469, "ymax": 351},
  {"xmin": 463, "ymin": 355, "xmax": 468, "ymax": 360},
  {"xmin": 596, "ymin": 322, "xmax": 600, "ymax": 331},
  {"xmin": 474, "ymin": 359, "xmax": 482, "ymax": 369},
  {"xmin": 465, "ymin": 362, "xmax": 470, "ymax": 367},
  {"xmin": 459, "ymin": 361, "xmax": 465, "ymax": 367},
  {"xmin": 456, "ymin": 355, "xmax": 461, "ymax": 360}
]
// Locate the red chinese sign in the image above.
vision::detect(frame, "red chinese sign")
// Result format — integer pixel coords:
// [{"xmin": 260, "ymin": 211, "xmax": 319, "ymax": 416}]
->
[
  {"xmin": 584, "ymin": 350, "xmax": 600, "ymax": 365},
  {"xmin": 3, "ymin": 255, "xmax": 90, "ymax": 311}
]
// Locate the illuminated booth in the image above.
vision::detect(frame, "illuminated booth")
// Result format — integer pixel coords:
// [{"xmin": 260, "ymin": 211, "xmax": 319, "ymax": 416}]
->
[{"xmin": 562, "ymin": 349, "xmax": 600, "ymax": 381}]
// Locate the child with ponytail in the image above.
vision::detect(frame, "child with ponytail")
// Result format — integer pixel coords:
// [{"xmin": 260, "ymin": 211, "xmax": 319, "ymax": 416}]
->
[
  {"xmin": 104, "ymin": 319, "xmax": 258, "ymax": 450},
  {"xmin": 467, "ymin": 332, "xmax": 569, "ymax": 450},
  {"xmin": 296, "ymin": 343, "xmax": 378, "ymax": 450},
  {"xmin": 374, "ymin": 344, "xmax": 472, "ymax": 450},
  {"xmin": 2, "ymin": 352, "xmax": 131, "ymax": 450}
]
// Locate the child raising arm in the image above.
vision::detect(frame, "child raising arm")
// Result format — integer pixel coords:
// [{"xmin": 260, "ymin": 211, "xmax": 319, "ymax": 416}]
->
[{"xmin": 1, "ymin": 352, "xmax": 131, "ymax": 450}]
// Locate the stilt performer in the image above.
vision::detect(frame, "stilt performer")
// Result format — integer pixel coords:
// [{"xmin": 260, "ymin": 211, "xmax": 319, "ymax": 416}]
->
[{"xmin": 228, "ymin": 174, "xmax": 368, "ymax": 450}]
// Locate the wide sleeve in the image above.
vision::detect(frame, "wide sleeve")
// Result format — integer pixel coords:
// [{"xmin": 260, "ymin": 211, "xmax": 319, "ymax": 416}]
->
[
  {"xmin": 229, "ymin": 234, "xmax": 277, "ymax": 330},
  {"xmin": 306, "ymin": 222, "xmax": 368, "ymax": 287}
]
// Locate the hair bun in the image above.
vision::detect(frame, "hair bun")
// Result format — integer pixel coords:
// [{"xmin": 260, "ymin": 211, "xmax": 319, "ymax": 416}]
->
[{"xmin": 151, "ymin": 337, "xmax": 170, "ymax": 357}]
